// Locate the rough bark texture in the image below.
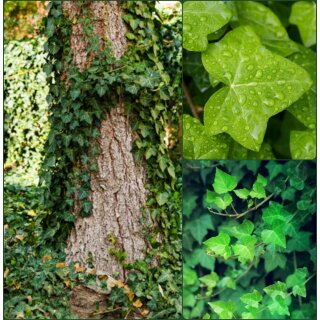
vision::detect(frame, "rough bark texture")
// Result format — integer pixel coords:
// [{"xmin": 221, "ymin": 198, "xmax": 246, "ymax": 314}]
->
[{"xmin": 63, "ymin": 1, "xmax": 149, "ymax": 281}]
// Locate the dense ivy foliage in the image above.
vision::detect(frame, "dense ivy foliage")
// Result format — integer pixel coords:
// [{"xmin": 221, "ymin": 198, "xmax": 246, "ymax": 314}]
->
[
  {"xmin": 183, "ymin": 1, "xmax": 316, "ymax": 159},
  {"xmin": 183, "ymin": 160, "xmax": 316, "ymax": 319},
  {"xmin": 39, "ymin": 1, "xmax": 182, "ymax": 318},
  {"xmin": 4, "ymin": 38, "xmax": 50, "ymax": 181}
]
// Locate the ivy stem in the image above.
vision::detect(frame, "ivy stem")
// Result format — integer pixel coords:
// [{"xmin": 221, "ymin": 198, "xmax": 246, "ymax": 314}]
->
[
  {"xmin": 208, "ymin": 193, "xmax": 274, "ymax": 219},
  {"xmin": 183, "ymin": 81, "xmax": 199, "ymax": 119}
]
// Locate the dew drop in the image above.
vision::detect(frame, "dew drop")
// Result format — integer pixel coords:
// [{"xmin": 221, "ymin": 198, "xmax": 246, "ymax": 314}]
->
[
  {"xmin": 255, "ymin": 70, "xmax": 263, "ymax": 79},
  {"xmin": 224, "ymin": 72, "xmax": 232, "ymax": 80},
  {"xmin": 277, "ymin": 80, "xmax": 285, "ymax": 85},
  {"xmin": 247, "ymin": 64, "xmax": 254, "ymax": 71},
  {"xmin": 277, "ymin": 92, "xmax": 284, "ymax": 101},
  {"xmin": 263, "ymin": 98, "xmax": 275, "ymax": 107},
  {"xmin": 245, "ymin": 126, "xmax": 249, "ymax": 130},
  {"xmin": 213, "ymin": 121, "xmax": 218, "ymax": 125},
  {"xmin": 222, "ymin": 126, "xmax": 228, "ymax": 131},
  {"xmin": 239, "ymin": 94, "xmax": 247, "ymax": 105},
  {"xmin": 276, "ymin": 30, "xmax": 284, "ymax": 37},
  {"xmin": 184, "ymin": 24, "xmax": 191, "ymax": 31},
  {"xmin": 309, "ymin": 124, "xmax": 315, "ymax": 129},
  {"xmin": 200, "ymin": 17, "xmax": 206, "ymax": 22}
]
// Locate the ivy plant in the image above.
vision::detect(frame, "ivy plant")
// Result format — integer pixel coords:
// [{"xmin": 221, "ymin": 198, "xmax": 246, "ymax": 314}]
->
[
  {"xmin": 183, "ymin": 160, "xmax": 316, "ymax": 319},
  {"xmin": 183, "ymin": 1, "xmax": 316, "ymax": 159}
]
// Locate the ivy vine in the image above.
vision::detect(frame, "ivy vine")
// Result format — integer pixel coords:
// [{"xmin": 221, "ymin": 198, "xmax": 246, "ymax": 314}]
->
[{"xmin": 40, "ymin": 1, "xmax": 182, "ymax": 317}]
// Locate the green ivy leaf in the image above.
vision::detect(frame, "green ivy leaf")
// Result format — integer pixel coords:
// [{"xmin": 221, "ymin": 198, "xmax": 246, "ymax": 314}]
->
[
  {"xmin": 208, "ymin": 301, "xmax": 236, "ymax": 319},
  {"xmin": 286, "ymin": 267, "xmax": 308, "ymax": 297},
  {"xmin": 249, "ymin": 174, "xmax": 267, "ymax": 199},
  {"xmin": 233, "ymin": 188, "xmax": 250, "ymax": 199},
  {"xmin": 156, "ymin": 192, "xmax": 169, "ymax": 206},
  {"xmin": 183, "ymin": 1, "xmax": 232, "ymax": 51},
  {"xmin": 264, "ymin": 281, "xmax": 287, "ymax": 300},
  {"xmin": 290, "ymin": 130, "xmax": 316, "ymax": 160},
  {"xmin": 220, "ymin": 219, "xmax": 254, "ymax": 240},
  {"xmin": 183, "ymin": 115, "xmax": 229, "ymax": 159},
  {"xmin": 233, "ymin": 235, "xmax": 257, "ymax": 263},
  {"xmin": 287, "ymin": 47, "xmax": 316, "ymax": 130},
  {"xmin": 202, "ymin": 26, "xmax": 312, "ymax": 151},
  {"xmin": 263, "ymin": 250, "xmax": 287, "ymax": 273},
  {"xmin": 70, "ymin": 88, "xmax": 81, "ymax": 101},
  {"xmin": 203, "ymin": 232, "xmax": 231, "ymax": 259},
  {"xmin": 199, "ymin": 272, "xmax": 219, "ymax": 289},
  {"xmin": 213, "ymin": 168, "xmax": 237, "ymax": 194},
  {"xmin": 188, "ymin": 214, "xmax": 214, "ymax": 244},
  {"xmin": 290, "ymin": 1, "xmax": 316, "ymax": 47},
  {"xmin": 184, "ymin": 266, "xmax": 198, "ymax": 286},
  {"xmin": 240, "ymin": 289, "xmax": 262, "ymax": 309},
  {"xmin": 262, "ymin": 202, "xmax": 291, "ymax": 226},
  {"xmin": 206, "ymin": 191, "xmax": 232, "ymax": 210},
  {"xmin": 261, "ymin": 224, "xmax": 286, "ymax": 248},
  {"xmin": 287, "ymin": 231, "xmax": 312, "ymax": 252},
  {"xmin": 234, "ymin": 1, "xmax": 299, "ymax": 56}
]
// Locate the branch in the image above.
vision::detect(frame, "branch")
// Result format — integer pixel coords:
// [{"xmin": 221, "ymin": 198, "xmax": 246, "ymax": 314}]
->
[
  {"xmin": 183, "ymin": 81, "xmax": 199, "ymax": 119},
  {"xmin": 208, "ymin": 193, "xmax": 274, "ymax": 219}
]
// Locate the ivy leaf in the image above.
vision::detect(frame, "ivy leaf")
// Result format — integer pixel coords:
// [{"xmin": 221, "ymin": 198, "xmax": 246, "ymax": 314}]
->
[
  {"xmin": 213, "ymin": 168, "xmax": 237, "ymax": 194},
  {"xmin": 208, "ymin": 301, "xmax": 236, "ymax": 319},
  {"xmin": 206, "ymin": 191, "xmax": 232, "ymax": 210},
  {"xmin": 156, "ymin": 192, "xmax": 169, "ymax": 206},
  {"xmin": 263, "ymin": 250, "xmax": 287, "ymax": 273},
  {"xmin": 261, "ymin": 224, "xmax": 286, "ymax": 248},
  {"xmin": 264, "ymin": 281, "xmax": 290, "ymax": 316},
  {"xmin": 287, "ymin": 231, "xmax": 312, "ymax": 252},
  {"xmin": 234, "ymin": 1, "xmax": 299, "ymax": 56},
  {"xmin": 268, "ymin": 295, "xmax": 290, "ymax": 316},
  {"xmin": 233, "ymin": 235, "xmax": 257, "ymax": 263},
  {"xmin": 202, "ymin": 26, "xmax": 312, "ymax": 151},
  {"xmin": 203, "ymin": 232, "xmax": 232, "ymax": 259},
  {"xmin": 262, "ymin": 202, "xmax": 291, "ymax": 226},
  {"xmin": 70, "ymin": 88, "xmax": 81, "ymax": 101},
  {"xmin": 290, "ymin": 130, "xmax": 316, "ymax": 160},
  {"xmin": 183, "ymin": 1, "xmax": 232, "ymax": 51},
  {"xmin": 188, "ymin": 214, "xmax": 214, "ymax": 244},
  {"xmin": 217, "ymin": 276, "xmax": 236, "ymax": 290},
  {"xmin": 233, "ymin": 188, "xmax": 250, "ymax": 199},
  {"xmin": 221, "ymin": 219, "xmax": 254, "ymax": 240},
  {"xmin": 183, "ymin": 115, "xmax": 229, "ymax": 159},
  {"xmin": 287, "ymin": 47, "xmax": 316, "ymax": 130},
  {"xmin": 286, "ymin": 267, "xmax": 308, "ymax": 297},
  {"xmin": 199, "ymin": 272, "xmax": 219, "ymax": 289},
  {"xmin": 249, "ymin": 174, "xmax": 267, "ymax": 199},
  {"xmin": 264, "ymin": 281, "xmax": 287, "ymax": 299},
  {"xmin": 266, "ymin": 161, "xmax": 283, "ymax": 180},
  {"xmin": 184, "ymin": 266, "xmax": 198, "ymax": 286},
  {"xmin": 240, "ymin": 290, "xmax": 262, "ymax": 309},
  {"xmin": 290, "ymin": 1, "xmax": 316, "ymax": 47}
]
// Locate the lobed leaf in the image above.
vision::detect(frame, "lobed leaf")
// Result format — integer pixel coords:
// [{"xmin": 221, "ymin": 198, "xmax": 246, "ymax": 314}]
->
[{"xmin": 202, "ymin": 26, "xmax": 312, "ymax": 151}]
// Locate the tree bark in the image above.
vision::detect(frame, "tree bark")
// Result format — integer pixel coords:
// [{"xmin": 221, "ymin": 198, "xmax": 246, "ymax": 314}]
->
[{"xmin": 62, "ymin": 1, "xmax": 150, "ymax": 281}]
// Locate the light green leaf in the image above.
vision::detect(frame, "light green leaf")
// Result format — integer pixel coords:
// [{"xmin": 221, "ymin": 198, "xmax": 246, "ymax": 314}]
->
[
  {"xmin": 183, "ymin": 115, "xmax": 230, "ymax": 159},
  {"xmin": 213, "ymin": 168, "xmax": 237, "ymax": 194},
  {"xmin": 217, "ymin": 276, "xmax": 236, "ymax": 290},
  {"xmin": 264, "ymin": 281, "xmax": 287, "ymax": 299},
  {"xmin": 262, "ymin": 202, "xmax": 291, "ymax": 226},
  {"xmin": 206, "ymin": 191, "xmax": 232, "ymax": 210},
  {"xmin": 183, "ymin": 288, "xmax": 196, "ymax": 307},
  {"xmin": 183, "ymin": 1, "xmax": 232, "ymax": 51},
  {"xmin": 240, "ymin": 290, "xmax": 263, "ymax": 309},
  {"xmin": 290, "ymin": 130, "xmax": 316, "ymax": 160},
  {"xmin": 287, "ymin": 47, "xmax": 316, "ymax": 130},
  {"xmin": 248, "ymin": 142, "xmax": 275, "ymax": 160},
  {"xmin": 234, "ymin": 188, "xmax": 250, "ymax": 199},
  {"xmin": 268, "ymin": 295, "xmax": 290, "ymax": 316},
  {"xmin": 233, "ymin": 235, "xmax": 257, "ymax": 263},
  {"xmin": 234, "ymin": 1, "xmax": 299, "ymax": 56},
  {"xmin": 202, "ymin": 26, "xmax": 312, "ymax": 151},
  {"xmin": 261, "ymin": 224, "xmax": 286, "ymax": 248},
  {"xmin": 183, "ymin": 266, "xmax": 198, "ymax": 286},
  {"xmin": 203, "ymin": 232, "xmax": 232, "ymax": 259},
  {"xmin": 286, "ymin": 267, "xmax": 308, "ymax": 297},
  {"xmin": 290, "ymin": 1, "xmax": 316, "ymax": 47},
  {"xmin": 208, "ymin": 301, "xmax": 236, "ymax": 319},
  {"xmin": 156, "ymin": 192, "xmax": 169, "ymax": 206},
  {"xmin": 221, "ymin": 219, "xmax": 254, "ymax": 240},
  {"xmin": 250, "ymin": 175, "xmax": 267, "ymax": 199},
  {"xmin": 199, "ymin": 272, "xmax": 219, "ymax": 288}
]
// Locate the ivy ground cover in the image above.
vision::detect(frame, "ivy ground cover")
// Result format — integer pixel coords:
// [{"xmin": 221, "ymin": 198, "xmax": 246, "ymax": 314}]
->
[
  {"xmin": 183, "ymin": 160, "xmax": 316, "ymax": 319},
  {"xmin": 183, "ymin": 1, "xmax": 316, "ymax": 159}
]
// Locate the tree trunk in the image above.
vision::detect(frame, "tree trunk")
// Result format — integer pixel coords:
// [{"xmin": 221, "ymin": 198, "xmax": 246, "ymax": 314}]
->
[{"xmin": 62, "ymin": 1, "xmax": 150, "ymax": 281}]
